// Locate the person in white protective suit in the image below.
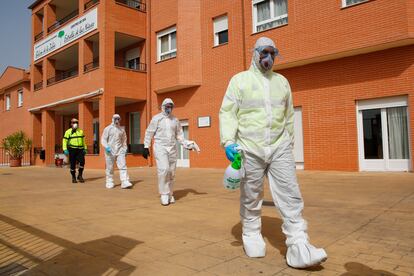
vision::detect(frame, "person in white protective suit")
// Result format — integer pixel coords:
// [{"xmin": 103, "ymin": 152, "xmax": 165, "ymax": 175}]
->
[
  {"xmin": 101, "ymin": 114, "xmax": 133, "ymax": 189},
  {"xmin": 143, "ymin": 98, "xmax": 200, "ymax": 206},
  {"xmin": 219, "ymin": 37, "xmax": 327, "ymax": 268}
]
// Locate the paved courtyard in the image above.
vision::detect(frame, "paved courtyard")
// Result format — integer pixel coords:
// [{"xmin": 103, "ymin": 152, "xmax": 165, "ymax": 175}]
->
[{"xmin": 0, "ymin": 166, "xmax": 413, "ymax": 276}]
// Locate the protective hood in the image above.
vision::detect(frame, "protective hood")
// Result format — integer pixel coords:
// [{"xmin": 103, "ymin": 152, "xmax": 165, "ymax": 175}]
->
[
  {"xmin": 161, "ymin": 98, "xmax": 174, "ymax": 116},
  {"xmin": 251, "ymin": 37, "xmax": 277, "ymax": 74}
]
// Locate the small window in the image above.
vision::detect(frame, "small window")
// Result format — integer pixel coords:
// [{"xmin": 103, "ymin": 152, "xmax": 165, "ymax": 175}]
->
[
  {"xmin": 5, "ymin": 94, "xmax": 11, "ymax": 111},
  {"xmin": 125, "ymin": 47, "xmax": 141, "ymax": 70},
  {"xmin": 157, "ymin": 26, "xmax": 177, "ymax": 61},
  {"xmin": 18, "ymin": 89, "xmax": 23, "ymax": 107},
  {"xmin": 253, "ymin": 0, "xmax": 288, "ymax": 33},
  {"xmin": 213, "ymin": 15, "xmax": 228, "ymax": 46},
  {"xmin": 342, "ymin": 0, "xmax": 369, "ymax": 7}
]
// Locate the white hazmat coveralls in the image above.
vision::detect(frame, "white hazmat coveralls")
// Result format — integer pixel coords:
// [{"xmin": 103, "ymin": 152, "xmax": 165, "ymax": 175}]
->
[
  {"xmin": 101, "ymin": 115, "xmax": 132, "ymax": 189},
  {"xmin": 219, "ymin": 37, "xmax": 327, "ymax": 268},
  {"xmin": 144, "ymin": 98, "xmax": 200, "ymax": 202}
]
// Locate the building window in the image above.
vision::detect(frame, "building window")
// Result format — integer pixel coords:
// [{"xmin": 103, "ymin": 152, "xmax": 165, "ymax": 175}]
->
[
  {"xmin": 125, "ymin": 47, "xmax": 141, "ymax": 70},
  {"xmin": 5, "ymin": 94, "xmax": 11, "ymax": 111},
  {"xmin": 342, "ymin": 0, "xmax": 369, "ymax": 7},
  {"xmin": 253, "ymin": 0, "xmax": 288, "ymax": 33},
  {"xmin": 213, "ymin": 15, "xmax": 229, "ymax": 46},
  {"xmin": 129, "ymin": 112, "xmax": 140, "ymax": 144},
  {"xmin": 18, "ymin": 89, "xmax": 23, "ymax": 107},
  {"xmin": 157, "ymin": 26, "xmax": 177, "ymax": 61}
]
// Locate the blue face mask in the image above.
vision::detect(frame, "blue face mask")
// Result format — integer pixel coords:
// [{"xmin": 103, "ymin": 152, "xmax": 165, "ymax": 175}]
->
[
  {"xmin": 256, "ymin": 46, "xmax": 278, "ymax": 71},
  {"xmin": 260, "ymin": 54, "xmax": 274, "ymax": 71}
]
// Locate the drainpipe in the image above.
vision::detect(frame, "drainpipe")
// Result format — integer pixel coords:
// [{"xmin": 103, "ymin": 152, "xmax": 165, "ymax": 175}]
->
[
  {"xmin": 241, "ymin": 0, "xmax": 247, "ymax": 70},
  {"xmin": 146, "ymin": 0, "xmax": 153, "ymax": 167}
]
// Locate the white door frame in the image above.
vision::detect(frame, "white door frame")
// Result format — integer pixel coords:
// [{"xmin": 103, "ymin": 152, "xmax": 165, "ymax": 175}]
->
[
  {"xmin": 176, "ymin": 120, "xmax": 189, "ymax": 168},
  {"xmin": 356, "ymin": 96, "xmax": 411, "ymax": 171},
  {"xmin": 293, "ymin": 107, "xmax": 304, "ymax": 170}
]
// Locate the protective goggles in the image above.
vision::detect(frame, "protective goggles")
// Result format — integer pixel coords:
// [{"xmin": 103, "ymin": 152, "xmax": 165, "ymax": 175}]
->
[
  {"xmin": 70, "ymin": 120, "xmax": 79, "ymax": 125},
  {"xmin": 255, "ymin": 46, "xmax": 279, "ymax": 59}
]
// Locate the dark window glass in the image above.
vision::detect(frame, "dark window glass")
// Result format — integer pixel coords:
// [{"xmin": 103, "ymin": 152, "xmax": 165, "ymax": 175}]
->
[
  {"xmin": 362, "ymin": 109, "xmax": 383, "ymax": 159},
  {"xmin": 218, "ymin": 30, "xmax": 228, "ymax": 45}
]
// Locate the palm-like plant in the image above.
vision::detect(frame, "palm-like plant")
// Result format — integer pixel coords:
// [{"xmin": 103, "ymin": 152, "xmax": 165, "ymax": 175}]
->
[{"xmin": 2, "ymin": 131, "xmax": 32, "ymax": 160}]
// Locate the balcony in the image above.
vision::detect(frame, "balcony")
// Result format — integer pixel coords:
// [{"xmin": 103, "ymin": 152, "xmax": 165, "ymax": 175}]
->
[
  {"xmin": 46, "ymin": 44, "xmax": 79, "ymax": 86},
  {"xmin": 48, "ymin": 9, "xmax": 79, "ymax": 33},
  {"xmin": 34, "ymin": 81, "xmax": 43, "ymax": 91},
  {"xmin": 47, "ymin": 67, "xmax": 78, "ymax": 85},
  {"xmin": 84, "ymin": 0, "xmax": 99, "ymax": 10},
  {"xmin": 114, "ymin": 32, "xmax": 146, "ymax": 72},
  {"xmin": 34, "ymin": 31, "xmax": 44, "ymax": 42},
  {"xmin": 115, "ymin": 0, "xmax": 146, "ymax": 12},
  {"xmin": 84, "ymin": 58, "xmax": 99, "ymax": 72}
]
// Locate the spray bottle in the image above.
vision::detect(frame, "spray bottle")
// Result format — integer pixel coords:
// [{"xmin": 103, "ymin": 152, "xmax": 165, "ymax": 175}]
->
[{"xmin": 223, "ymin": 152, "xmax": 242, "ymax": 190}]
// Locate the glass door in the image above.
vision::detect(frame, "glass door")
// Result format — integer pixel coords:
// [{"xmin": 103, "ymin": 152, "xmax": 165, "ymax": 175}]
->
[
  {"xmin": 357, "ymin": 97, "xmax": 410, "ymax": 171},
  {"xmin": 176, "ymin": 121, "xmax": 189, "ymax": 167}
]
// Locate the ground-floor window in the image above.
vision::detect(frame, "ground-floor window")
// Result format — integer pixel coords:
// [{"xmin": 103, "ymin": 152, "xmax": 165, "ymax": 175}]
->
[
  {"xmin": 357, "ymin": 96, "xmax": 411, "ymax": 171},
  {"xmin": 129, "ymin": 112, "xmax": 140, "ymax": 145}
]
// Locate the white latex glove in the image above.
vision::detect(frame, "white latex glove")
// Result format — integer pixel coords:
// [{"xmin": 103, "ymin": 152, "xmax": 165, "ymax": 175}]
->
[{"xmin": 185, "ymin": 140, "xmax": 201, "ymax": 153}]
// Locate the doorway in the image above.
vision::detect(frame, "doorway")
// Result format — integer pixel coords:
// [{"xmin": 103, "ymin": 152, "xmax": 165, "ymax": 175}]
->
[
  {"xmin": 176, "ymin": 120, "xmax": 189, "ymax": 167},
  {"xmin": 294, "ymin": 107, "xmax": 305, "ymax": 169},
  {"xmin": 357, "ymin": 96, "xmax": 411, "ymax": 171}
]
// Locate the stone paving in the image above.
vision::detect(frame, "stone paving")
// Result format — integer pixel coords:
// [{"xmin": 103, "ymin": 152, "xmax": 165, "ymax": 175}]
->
[{"xmin": 0, "ymin": 166, "xmax": 413, "ymax": 275}]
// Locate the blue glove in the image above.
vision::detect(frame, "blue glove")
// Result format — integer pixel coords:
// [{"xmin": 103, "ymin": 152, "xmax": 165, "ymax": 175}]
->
[
  {"xmin": 105, "ymin": 147, "xmax": 111, "ymax": 154},
  {"xmin": 225, "ymin": 144, "xmax": 239, "ymax": 162},
  {"xmin": 64, "ymin": 150, "xmax": 69, "ymax": 155}
]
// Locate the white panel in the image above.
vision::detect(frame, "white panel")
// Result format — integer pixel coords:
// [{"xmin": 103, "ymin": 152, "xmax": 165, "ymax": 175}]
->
[
  {"xmin": 214, "ymin": 15, "xmax": 228, "ymax": 33},
  {"xmin": 293, "ymin": 107, "xmax": 304, "ymax": 167},
  {"xmin": 357, "ymin": 95, "xmax": 408, "ymax": 111}
]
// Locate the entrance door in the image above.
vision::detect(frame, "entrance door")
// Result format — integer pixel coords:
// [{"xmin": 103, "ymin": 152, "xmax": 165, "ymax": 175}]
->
[
  {"xmin": 176, "ymin": 121, "xmax": 189, "ymax": 167},
  {"xmin": 357, "ymin": 96, "xmax": 411, "ymax": 171},
  {"xmin": 293, "ymin": 107, "xmax": 305, "ymax": 169},
  {"xmin": 93, "ymin": 118, "xmax": 99, "ymax": 154}
]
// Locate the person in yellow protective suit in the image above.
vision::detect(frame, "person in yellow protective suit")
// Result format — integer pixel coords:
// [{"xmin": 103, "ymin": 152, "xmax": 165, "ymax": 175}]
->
[
  {"xmin": 63, "ymin": 118, "xmax": 87, "ymax": 183},
  {"xmin": 219, "ymin": 37, "xmax": 327, "ymax": 268},
  {"xmin": 143, "ymin": 98, "xmax": 200, "ymax": 206}
]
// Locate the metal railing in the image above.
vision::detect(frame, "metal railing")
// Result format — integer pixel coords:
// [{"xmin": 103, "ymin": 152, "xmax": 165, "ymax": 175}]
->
[
  {"xmin": 0, "ymin": 148, "xmax": 31, "ymax": 167},
  {"xmin": 115, "ymin": 62, "xmax": 147, "ymax": 72},
  {"xmin": 115, "ymin": 0, "xmax": 146, "ymax": 12},
  {"xmin": 34, "ymin": 81, "xmax": 43, "ymax": 91},
  {"xmin": 34, "ymin": 31, "xmax": 43, "ymax": 42},
  {"xmin": 47, "ymin": 67, "xmax": 79, "ymax": 85},
  {"xmin": 48, "ymin": 9, "xmax": 79, "ymax": 33},
  {"xmin": 85, "ymin": 0, "xmax": 99, "ymax": 10},
  {"xmin": 84, "ymin": 58, "xmax": 99, "ymax": 72}
]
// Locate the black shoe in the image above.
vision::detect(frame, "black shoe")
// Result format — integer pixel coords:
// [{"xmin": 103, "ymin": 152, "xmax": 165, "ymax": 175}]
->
[
  {"xmin": 77, "ymin": 176, "xmax": 85, "ymax": 183},
  {"xmin": 72, "ymin": 178, "xmax": 78, "ymax": 183}
]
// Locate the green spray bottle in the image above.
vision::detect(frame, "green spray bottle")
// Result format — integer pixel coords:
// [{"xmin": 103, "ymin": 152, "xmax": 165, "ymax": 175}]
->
[{"xmin": 223, "ymin": 153, "xmax": 242, "ymax": 190}]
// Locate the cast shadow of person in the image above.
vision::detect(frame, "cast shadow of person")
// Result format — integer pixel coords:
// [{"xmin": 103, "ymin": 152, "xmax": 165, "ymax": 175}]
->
[
  {"xmin": 341, "ymin": 262, "xmax": 398, "ymax": 276},
  {"xmin": 231, "ymin": 215, "xmax": 324, "ymax": 271},
  {"xmin": 0, "ymin": 214, "xmax": 142, "ymax": 276},
  {"xmin": 173, "ymin": 188, "xmax": 207, "ymax": 201}
]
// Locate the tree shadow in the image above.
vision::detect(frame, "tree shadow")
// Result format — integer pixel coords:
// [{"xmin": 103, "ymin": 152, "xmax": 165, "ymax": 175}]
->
[
  {"xmin": 341, "ymin": 262, "xmax": 398, "ymax": 276},
  {"xmin": 173, "ymin": 188, "xmax": 207, "ymax": 201},
  {"xmin": 0, "ymin": 214, "xmax": 142, "ymax": 275},
  {"xmin": 231, "ymin": 215, "xmax": 324, "ymax": 271}
]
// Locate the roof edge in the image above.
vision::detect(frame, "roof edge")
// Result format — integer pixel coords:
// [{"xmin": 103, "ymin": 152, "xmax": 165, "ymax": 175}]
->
[{"xmin": 28, "ymin": 0, "xmax": 44, "ymax": 10}]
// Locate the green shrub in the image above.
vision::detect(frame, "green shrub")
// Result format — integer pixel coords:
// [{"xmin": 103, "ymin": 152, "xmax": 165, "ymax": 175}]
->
[{"xmin": 2, "ymin": 131, "xmax": 32, "ymax": 159}]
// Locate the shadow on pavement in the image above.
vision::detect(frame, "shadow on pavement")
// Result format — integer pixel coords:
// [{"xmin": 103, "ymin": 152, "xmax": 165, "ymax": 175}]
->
[
  {"xmin": 341, "ymin": 262, "xmax": 398, "ymax": 276},
  {"xmin": 84, "ymin": 176, "xmax": 106, "ymax": 182},
  {"xmin": 0, "ymin": 214, "xmax": 142, "ymax": 275},
  {"xmin": 173, "ymin": 188, "xmax": 207, "ymax": 201}
]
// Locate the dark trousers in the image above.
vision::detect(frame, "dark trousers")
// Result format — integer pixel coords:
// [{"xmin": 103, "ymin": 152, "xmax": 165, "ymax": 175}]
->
[{"xmin": 68, "ymin": 148, "xmax": 85, "ymax": 177}]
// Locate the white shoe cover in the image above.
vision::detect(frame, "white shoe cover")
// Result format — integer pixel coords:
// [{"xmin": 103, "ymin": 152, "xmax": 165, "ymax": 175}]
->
[
  {"xmin": 242, "ymin": 233, "xmax": 266, "ymax": 258},
  {"xmin": 121, "ymin": 181, "xmax": 132, "ymax": 189},
  {"xmin": 169, "ymin": 196, "xmax": 175, "ymax": 204},
  {"xmin": 286, "ymin": 242, "xmax": 327, "ymax": 268},
  {"xmin": 106, "ymin": 183, "xmax": 114, "ymax": 189},
  {"xmin": 160, "ymin": 195, "xmax": 170, "ymax": 206}
]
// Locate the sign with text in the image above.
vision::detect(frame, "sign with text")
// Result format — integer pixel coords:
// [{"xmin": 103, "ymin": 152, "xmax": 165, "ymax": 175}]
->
[{"xmin": 33, "ymin": 8, "xmax": 98, "ymax": 61}]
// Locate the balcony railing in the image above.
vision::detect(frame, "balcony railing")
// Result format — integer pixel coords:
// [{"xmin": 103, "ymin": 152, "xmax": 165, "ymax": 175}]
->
[
  {"xmin": 34, "ymin": 31, "xmax": 43, "ymax": 42},
  {"xmin": 47, "ymin": 9, "xmax": 79, "ymax": 33},
  {"xmin": 84, "ymin": 58, "xmax": 99, "ymax": 72},
  {"xmin": 34, "ymin": 81, "xmax": 43, "ymax": 91},
  {"xmin": 85, "ymin": 0, "xmax": 99, "ymax": 10},
  {"xmin": 115, "ymin": 0, "xmax": 146, "ymax": 12},
  {"xmin": 115, "ymin": 62, "xmax": 147, "ymax": 72},
  {"xmin": 47, "ymin": 67, "xmax": 79, "ymax": 85}
]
